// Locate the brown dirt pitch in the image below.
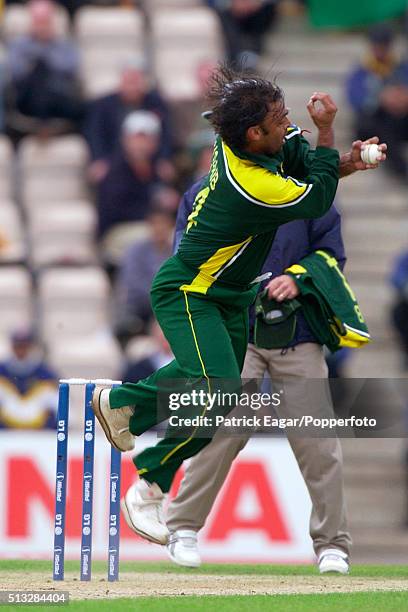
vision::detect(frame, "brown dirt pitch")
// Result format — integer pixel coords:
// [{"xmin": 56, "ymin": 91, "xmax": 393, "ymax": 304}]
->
[{"xmin": 2, "ymin": 570, "xmax": 408, "ymax": 600}]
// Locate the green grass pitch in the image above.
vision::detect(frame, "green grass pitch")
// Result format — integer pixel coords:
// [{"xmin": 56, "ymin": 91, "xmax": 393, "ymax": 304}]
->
[{"xmin": 0, "ymin": 560, "xmax": 407, "ymax": 611}]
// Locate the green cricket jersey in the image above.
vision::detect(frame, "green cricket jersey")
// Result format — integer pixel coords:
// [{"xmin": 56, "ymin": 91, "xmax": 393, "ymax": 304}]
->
[{"xmin": 153, "ymin": 125, "xmax": 340, "ymax": 307}]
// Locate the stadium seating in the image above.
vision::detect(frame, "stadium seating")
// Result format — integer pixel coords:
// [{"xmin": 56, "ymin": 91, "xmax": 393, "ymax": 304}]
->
[
  {"xmin": 0, "ymin": 137, "xmax": 14, "ymax": 200},
  {"xmin": 0, "ymin": 42, "xmax": 5, "ymax": 70},
  {"xmin": 0, "ymin": 266, "xmax": 32, "ymax": 334},
  {"xmin": 49, "ymin": 332, "xmax": 122, "ymax": 381},
  {"xmin": 27, "ymin": 201, "xmax": 97, "ymax": 268},
  {"xmin": 79, "ymin": 46, "xmax": 146, "ymax": 99},
  {"xmin": 0, "ymin": 336, "xmax": 10, "ymax": 361},
  {"xmin": 19, "ymin": 135, "xmax": 89, "ymax": 204},
  {"xmin": 0, "ymin": 200, "xmax": 25, "ymax": 263},
  {"xmin": 100, "ymin": 220, "xmax": 150, "ymax": 267},
  {"xmin": 151, "ymin": 8, "xmax": 224, "ymax": 101},
  {"xmin": 74, "ymin": 7, "xmax": 145, "ymax": 98},
  {"xmin": 37, "ymin": 266, "xmax": 111, "ymax": 343},
  {"xmin": 1, "ymin": 3, "xmax": 70, "ymax": 41},
  {"xmin": 125, "ymin": 334, "xmax": 159, "ymax": 364},
  {"xmin": 75, "ymin": 6, "xmax": 144, "ymax": 45},
  {"xmin": 144, "ymin": 0, "xmax": 203, "ymax": 12}
]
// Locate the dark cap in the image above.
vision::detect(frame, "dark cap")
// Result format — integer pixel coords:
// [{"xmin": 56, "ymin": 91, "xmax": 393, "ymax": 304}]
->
[
  {"xmin": 254, "ymin": 290, "xmax": 301, "ymax": 350},
  {"xmin": 11, "ymin": 327, "xmax": 36, "ymax": 344},
  {"xmin": 367, "ymin": 24, "xmax": 394, "ymax": 46}
]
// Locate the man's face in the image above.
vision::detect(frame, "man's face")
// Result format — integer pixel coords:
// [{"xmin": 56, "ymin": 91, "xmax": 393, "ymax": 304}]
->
[
  {"xmin": 372, "ymin": 42, "xmax": 392, "ymax": 63},
  {"xmin": 12, "ymin": 341, "xmax": 32, "ymax": 361},
  {"xmin": 120, "ymin": 69, "xmax": 147, "ymax": 104},
  {"xmin": 149, "ymin": 212, "xmax": 174, "ymax": 247},
  {"xmin": 29, "ymin": 0, "xmax": 55, "ymax": 42},
  {"xmin": 247, "ymin": 100, "xmax": 291, "ymax": 155},
  {"xmin": 123, "ymin": 132, "xmax": 159, "ymax": 161}
]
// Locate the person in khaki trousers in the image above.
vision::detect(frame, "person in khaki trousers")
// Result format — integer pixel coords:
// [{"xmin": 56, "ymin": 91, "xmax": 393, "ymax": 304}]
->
[{"xmin": 166, "ymin": 190, "xmax": 352, "ymax": 574}]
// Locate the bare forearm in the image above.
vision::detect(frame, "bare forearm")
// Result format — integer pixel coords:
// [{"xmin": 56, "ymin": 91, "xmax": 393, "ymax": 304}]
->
[
  {"xmin": 317, "ymin": 127, "xmax": 335, "ymax": 148},
  {"xmin": 339, "ymin": 152, "xmax": 355, "ymax": 178}
]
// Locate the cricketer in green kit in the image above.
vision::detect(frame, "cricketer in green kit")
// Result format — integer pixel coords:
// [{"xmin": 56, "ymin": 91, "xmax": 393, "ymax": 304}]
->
[{"xmin": 92, "ymin": 65, "xmax": 387, "ymax": 545}]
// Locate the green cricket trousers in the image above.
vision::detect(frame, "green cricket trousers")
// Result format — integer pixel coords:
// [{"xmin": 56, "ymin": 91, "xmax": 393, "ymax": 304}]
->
[{"xmin": 109, "ymin": 257, "xmax": 250, "ymax": 492}]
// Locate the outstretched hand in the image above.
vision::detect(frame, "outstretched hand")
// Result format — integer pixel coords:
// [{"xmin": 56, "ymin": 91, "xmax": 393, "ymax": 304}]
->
[
  {"xmin": 339, "ymin": 137, "xmax": 387, "ymax": 177},
  {"xmin": 349, "ymin": 137, "xmax": 387, "ymax": 171}
]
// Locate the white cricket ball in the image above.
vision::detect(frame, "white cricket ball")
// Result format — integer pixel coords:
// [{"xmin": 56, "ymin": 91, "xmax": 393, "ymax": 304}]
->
[{"xmin": 361, "ymin": 144, "xmax": 382, "ymax": 164}]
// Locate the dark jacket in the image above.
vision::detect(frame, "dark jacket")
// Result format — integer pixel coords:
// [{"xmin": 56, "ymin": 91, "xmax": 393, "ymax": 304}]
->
[
  {"xmin": 346, "ymin": 56, "xmax": 408, "ymax": 114},
  {"xmin": 84, "ymin": 90, "xmax": 173, "ymax": 161},
  {"xmin": 390, "ymin": 250, "xmax": 408, "ymax": 295},
  {"xmin": 96, "ymin": 147, "xmax": 160, "ymax": 238},
  {"xmin": 122, "ymin": 357, "xmax": 156, "ymax": 384},
  {"xmin": 174, "ymin": 179, "xmax": 346, "ymax": 347}
]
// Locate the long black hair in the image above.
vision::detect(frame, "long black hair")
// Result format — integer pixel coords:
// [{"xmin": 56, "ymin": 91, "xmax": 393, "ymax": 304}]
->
[{"xmin": 206, "ymin": 64, "xmax": 284, "ymax": 149}]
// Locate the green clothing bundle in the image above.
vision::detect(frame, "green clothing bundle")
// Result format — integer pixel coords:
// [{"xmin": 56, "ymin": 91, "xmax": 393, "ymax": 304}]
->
[{"xmin": 285, "ymin": 250, "xmax": 370, "ymax": 352}]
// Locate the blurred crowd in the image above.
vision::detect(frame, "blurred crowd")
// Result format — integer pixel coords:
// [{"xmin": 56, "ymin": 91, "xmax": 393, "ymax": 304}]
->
[
  {"xmin": 0, "ymin": 0, "xmax": 407, "ymax": 466},
  {"xmin": 0, "ymin": 0, "xmax": 291, "ymax": 430},
  {"xmin": 346, "ymin": 23, "xmax": 408, "ymax": 183}
]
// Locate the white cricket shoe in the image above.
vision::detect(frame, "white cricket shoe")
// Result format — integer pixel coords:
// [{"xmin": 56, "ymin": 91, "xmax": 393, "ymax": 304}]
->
[
  {"xmin": 92, "ymin": 386, "xmax": 135, "ymax": 452},
  {"xmin": 121, "ymin": 479, "xmax": 169, "ymax": 545},
  {"xmin": 318, "ymin": 548, "xmax": 349, "ymax": 574},
  {"xmin": 167, "ymin": 530, "xmax": 201, "ymax": 568}
]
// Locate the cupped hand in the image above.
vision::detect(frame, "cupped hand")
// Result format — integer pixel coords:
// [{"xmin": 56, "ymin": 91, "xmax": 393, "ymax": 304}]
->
[
  {"xmin": 350, "ymin": 137, "xmax": 387, "ymax": 171},
  {"xmin": 266, "ymin": 275, "xmax": 299, "ymax": 302}
]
